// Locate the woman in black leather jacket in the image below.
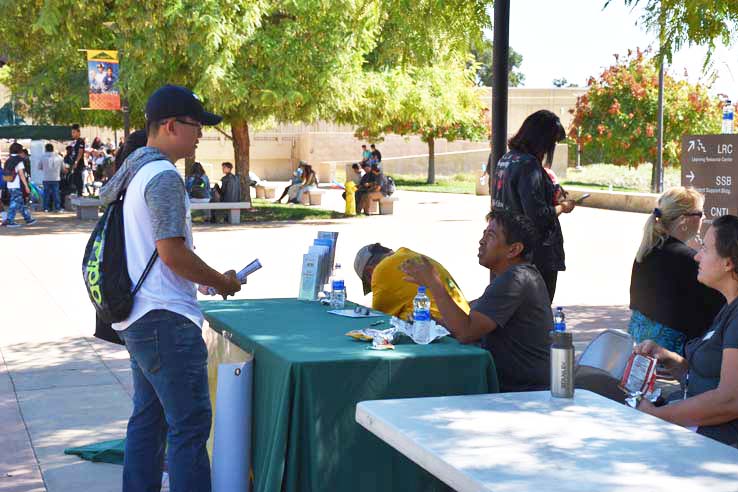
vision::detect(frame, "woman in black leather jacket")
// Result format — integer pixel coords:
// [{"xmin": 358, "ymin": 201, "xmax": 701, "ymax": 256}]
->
[{"xmin": 491, "ymin": 110, "xmax": 576, "ymax": 301}]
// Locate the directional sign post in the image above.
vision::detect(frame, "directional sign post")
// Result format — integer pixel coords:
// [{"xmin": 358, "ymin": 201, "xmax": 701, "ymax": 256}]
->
[{"xmin": 681, "ymin": 134, "xmax": 738, "ymax": 232}]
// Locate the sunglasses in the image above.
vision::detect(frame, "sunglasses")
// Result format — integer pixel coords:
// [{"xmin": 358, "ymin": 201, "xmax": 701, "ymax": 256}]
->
[{"xmin": 683, "ymin": 211, "xmax": 703, "ymax": 218}]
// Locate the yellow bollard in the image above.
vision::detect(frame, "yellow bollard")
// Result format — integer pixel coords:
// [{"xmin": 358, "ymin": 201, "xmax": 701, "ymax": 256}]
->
[{"xmin": 345, "ymin": 181, "xmax": 357, "ymax": 216}]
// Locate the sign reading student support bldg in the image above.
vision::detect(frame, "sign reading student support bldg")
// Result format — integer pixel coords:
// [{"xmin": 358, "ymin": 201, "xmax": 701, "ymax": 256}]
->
[{"xmin": 681, "ymin": 134, "xmax": 738, "ymax": 229}]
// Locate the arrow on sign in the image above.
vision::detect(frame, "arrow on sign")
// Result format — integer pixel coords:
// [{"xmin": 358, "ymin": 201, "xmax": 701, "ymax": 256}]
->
[{"xmin": 686, "ymin": 170, "xmax": 695, "ymax": 183}]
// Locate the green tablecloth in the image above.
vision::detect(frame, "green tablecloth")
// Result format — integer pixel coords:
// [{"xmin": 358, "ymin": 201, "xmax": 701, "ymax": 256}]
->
[{"xmin": 202, "ymin": 298, "xmax": 498, "ymax": 492}]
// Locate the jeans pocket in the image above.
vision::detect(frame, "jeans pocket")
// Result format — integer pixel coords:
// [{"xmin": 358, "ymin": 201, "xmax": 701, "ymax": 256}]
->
[{"xmin": 123, "ymin": 328, "xmax": 162, "ymax": 374}]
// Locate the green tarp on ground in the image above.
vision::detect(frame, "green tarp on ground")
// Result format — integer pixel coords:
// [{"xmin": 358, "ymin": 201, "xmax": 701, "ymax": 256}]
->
[
  {"xmin": 64, "ymin": 438, "xmax": 125, "ymax": 465},
  {"xmin": 0, "ymin": 125, "xmax": 70, "ymax": 140}
]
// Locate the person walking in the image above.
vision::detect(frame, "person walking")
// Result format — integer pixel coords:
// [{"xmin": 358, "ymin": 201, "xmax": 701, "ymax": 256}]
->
[
  {"xmin": 100, "ymin": 85, "xmax": 241, "ymax": 492},
  {"xmin": 70, "ymin": 124, "xmax": 86, "ymax": 196},
  {"xmin": 491, "ymin": 110, "xmax": 576, "ymax": 302},
  {"xmin": 2, "ymin": 142, "xmax": 36, "ymax": 227},
  {"xmin": 38, "ymin": 143, "xmax": 63, "ymax": 212}
]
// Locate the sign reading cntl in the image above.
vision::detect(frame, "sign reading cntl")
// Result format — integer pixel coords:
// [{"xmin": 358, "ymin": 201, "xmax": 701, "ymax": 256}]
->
[{"xmin": 681, "ymin": 134, "xmax": 738, "ymax": 230}]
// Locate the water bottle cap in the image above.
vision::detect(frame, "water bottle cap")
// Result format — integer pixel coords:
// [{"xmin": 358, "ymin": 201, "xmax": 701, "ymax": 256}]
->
[
  {"xmin": 417, "ymin": 286, "xmax": 426, "ymax": 294},
  {"xmin": 556, "ymin": 306, "xmax": 563, "ymax": 311},
  {"xmin": 332, "ymin": 280, "xmax": 345, "ymax": 289}
]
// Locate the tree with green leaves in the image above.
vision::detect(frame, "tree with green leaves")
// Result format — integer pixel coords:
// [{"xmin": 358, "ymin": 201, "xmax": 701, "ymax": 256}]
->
[
  {"xmin": 552, "ymin": 77, "xmax": 578, "ymax": 88},
  {"xmin": 352, "ymin": 62, "xmax": 488, "ymax": 184},
  {"xmin": 470, "ymin": 38, "xmax": 525, "ymax": 87},
  {"xmin": 609, "ymin": 0, "xmax": 738, "ymax": 62},
  {"xmin": 1, "ymin": 0, "xmax": 494, "ymax": 200}
]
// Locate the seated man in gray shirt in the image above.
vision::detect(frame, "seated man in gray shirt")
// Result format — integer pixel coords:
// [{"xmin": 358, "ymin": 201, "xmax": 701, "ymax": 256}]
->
[{"xmin": 402, "ymin": 210, "xmax": 552, "ymax": 392}]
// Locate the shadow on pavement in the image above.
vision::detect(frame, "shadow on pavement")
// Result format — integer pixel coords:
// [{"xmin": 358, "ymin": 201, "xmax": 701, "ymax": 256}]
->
[
  {"xmin": 564, "ymin": 304, "xmax": 630, "ymax": 350},
  {"xmin": 0, "ymin": 211, "xmax": 363, "ymax": 237}
]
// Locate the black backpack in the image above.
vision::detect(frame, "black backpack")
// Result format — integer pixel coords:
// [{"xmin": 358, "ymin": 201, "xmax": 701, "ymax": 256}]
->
[
  {"xmin": 82, "ymin": 189, "xmax": 157, "ymax": 344},
  {"xmin": 383, "ymin": 175, "xmax": 396, "ymax": 196},
  {"xmin": 190, "ymin": 174, "xmax": 209, "ymax": 199},
  {"xmin": 3, "ymin": 155, "xmax": 22, "ymax": 183}
]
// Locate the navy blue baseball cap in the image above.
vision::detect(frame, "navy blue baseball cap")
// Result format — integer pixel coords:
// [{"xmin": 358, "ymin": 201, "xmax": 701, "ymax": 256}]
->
[{"xmin": 145, "ymin": 85, "xmax": 222, "ymax": 126}]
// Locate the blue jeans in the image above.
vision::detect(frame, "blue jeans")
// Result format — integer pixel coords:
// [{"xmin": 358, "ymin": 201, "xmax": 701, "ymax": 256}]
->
[
  {"xmin": 119, "ymin": 310, "xmax": 212, "ymax": 492},
  {"xmin": 6, "ymin": 188, "xmax": 32, "ymax": 224},
  {"xmin": 43, "ymin": 181, "xmax": 61, "ymax": 211}
]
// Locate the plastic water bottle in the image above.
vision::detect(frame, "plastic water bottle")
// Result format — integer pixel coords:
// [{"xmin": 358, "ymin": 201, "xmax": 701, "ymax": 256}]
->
[
  {"xmin": 723, "ymin": 100, "xmax": 734, "ymax": 134},
  {"xmin": 553, "ymin": 307, "xmax": 566, "ymax": 332},
  {"xmin": 330, "ymin": 264, "xmax": 346, "ymax": 309},
  {"xmin": 413, "ymin": 286, "xmax": 432, "ymax": 344}
]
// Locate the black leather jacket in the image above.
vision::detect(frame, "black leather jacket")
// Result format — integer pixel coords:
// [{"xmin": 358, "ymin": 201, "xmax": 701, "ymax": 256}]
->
[{"xmin": 491, "ymin": 150, "xmax": 565, "ymax": 272}]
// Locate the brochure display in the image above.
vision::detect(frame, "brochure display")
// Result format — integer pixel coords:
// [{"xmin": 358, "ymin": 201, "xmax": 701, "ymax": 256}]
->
[{"xmin": 298, "ymin": 231, "xmax": 339, "ymax": 300}]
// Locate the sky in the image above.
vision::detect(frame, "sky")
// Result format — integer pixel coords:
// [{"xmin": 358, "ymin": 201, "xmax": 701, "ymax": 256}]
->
[{"xmin": 498, "ymin": 0, "xmax": 738, "ymax": 97}]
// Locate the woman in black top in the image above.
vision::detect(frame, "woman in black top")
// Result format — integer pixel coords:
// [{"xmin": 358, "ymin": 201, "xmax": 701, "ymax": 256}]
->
[
  {"xmin": 491, "ymin": 110, "xmax": 577, "ymax": 301},
  {"xmin": 636, "ymin": 215, "xmax": 738, "ymax": 447},
  {"xmin": 630, "ymin": 187, "xmax": 724, "ymax": 353}
]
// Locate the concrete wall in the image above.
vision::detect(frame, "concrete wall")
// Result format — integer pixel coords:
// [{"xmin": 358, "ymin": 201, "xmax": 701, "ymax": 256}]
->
[{"xmin": 0, "ymin": 84, "xmax": 583, "ymax": 181}]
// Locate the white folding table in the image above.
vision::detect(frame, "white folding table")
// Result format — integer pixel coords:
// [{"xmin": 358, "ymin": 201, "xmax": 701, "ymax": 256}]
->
[{"xmin": 356, "ymin": 390, "xmax": 738, "ymax": 492}]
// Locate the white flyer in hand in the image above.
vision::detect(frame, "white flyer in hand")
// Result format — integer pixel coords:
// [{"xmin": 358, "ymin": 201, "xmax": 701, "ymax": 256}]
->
[{"xmin": 201, "ymin": 259, "xmax": 262, "ymax": 296}]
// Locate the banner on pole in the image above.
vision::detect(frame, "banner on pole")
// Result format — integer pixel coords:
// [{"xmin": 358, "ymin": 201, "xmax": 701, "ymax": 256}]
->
[{"xmin": 85, "ymin": 50, "xmax": 120, "ymax": 110}]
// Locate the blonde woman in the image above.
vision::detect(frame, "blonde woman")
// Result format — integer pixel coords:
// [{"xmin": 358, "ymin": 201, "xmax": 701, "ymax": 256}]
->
[
  {"xmin": 629, "ymin": 187, "xmax": 724, "ymax": 352},
  {"xmin": 636, "ymin": 215, "xmax": 738, "ymax": 447}
]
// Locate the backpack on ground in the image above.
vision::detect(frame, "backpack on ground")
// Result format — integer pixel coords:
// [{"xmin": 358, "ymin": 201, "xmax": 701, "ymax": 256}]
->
[
  {"xmin": 383, "ymin": 175, "xmax": 396, "ymax": 196},
  {"xmin": 190, "ymin": 174, "xmax": 209, "ymax": 199},
  {"xmin": 82, "ymin": 189, "xmax": 158, "ymax": 334}
]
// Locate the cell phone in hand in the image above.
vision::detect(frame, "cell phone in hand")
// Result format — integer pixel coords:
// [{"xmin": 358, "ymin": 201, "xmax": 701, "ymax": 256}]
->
[{"xmin": 575, "ymin": 193, "xmax": 591, "ymax": 204}]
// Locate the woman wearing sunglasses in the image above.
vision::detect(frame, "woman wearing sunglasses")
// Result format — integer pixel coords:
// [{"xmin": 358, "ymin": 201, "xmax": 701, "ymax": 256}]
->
[{"xmin": 629, "ymin": 187, "xmax": 724, "ymax": 353}]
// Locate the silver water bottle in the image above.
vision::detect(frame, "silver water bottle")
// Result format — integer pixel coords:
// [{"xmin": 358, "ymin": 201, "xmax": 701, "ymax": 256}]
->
[{"xmin": 550, "ymin": 331, "xmax": 574, "ymax": 398}]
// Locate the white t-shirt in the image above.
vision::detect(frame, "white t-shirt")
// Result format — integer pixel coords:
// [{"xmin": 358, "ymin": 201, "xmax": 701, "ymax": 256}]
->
[
  {"xmin": 6, "ymin": 160, "xmax": 24, "ymax": 190},
  {"xmin": 112, "ymin": 160, "xmax": 203, "ymax": 331}
]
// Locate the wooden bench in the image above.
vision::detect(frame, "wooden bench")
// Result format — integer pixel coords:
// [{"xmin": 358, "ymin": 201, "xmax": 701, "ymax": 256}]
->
[
  {"xmin": 190, "ymin": 201, "xmax": 252, "ymax": 224},
  {"xmin": 71, "ymin": 197, "xmax": 102, "ymax": 220},
  {"xmin": 368, "ymin": 195, "xmax": 398, "ymax": 215}
]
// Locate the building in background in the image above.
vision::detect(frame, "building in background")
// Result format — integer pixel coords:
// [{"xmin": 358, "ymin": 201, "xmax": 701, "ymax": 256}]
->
[{"xmin": 0, "ymin": 84, "xmax": 584, "ymax": 181}]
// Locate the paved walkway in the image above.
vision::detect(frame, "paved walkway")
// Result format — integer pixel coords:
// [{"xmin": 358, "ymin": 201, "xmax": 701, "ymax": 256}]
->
[{"xmin": 0, "ymin": 188, "xmax": 647, "ymax": 491}]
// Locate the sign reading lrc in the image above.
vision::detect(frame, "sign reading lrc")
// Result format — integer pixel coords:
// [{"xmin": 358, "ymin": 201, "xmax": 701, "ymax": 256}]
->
[{"xmin": 681, "ymin": 134, "xmax": 738, "ymax": 235}]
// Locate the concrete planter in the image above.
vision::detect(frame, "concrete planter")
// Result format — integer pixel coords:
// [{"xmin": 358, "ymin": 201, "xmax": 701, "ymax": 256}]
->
[{"xmin": 566, "ymin": 186, "xmax": 658, "ymax": 214}]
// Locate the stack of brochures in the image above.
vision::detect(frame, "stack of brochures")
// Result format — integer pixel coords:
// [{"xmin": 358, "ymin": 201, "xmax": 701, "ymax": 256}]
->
[{"xmin": 298, "ymin": 231, "xmax": 339, "ymax": 300}]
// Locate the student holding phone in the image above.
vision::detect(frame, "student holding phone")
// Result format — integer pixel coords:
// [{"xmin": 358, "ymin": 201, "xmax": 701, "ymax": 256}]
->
[{"xmin": 491, "ymin": 110, "xmax": 577, "ymax": 301}]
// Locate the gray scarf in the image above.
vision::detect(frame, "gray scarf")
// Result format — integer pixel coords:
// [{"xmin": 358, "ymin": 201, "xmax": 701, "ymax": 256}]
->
[{"xmin": 99, "ymin": 146, "xmax": 170, "ymax": 206}]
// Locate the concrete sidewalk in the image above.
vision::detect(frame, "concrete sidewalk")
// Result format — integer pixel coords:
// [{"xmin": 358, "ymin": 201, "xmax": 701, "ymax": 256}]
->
[{"xmin": 0, "ymin": 188, "xmax": 644, "ymax": 491}]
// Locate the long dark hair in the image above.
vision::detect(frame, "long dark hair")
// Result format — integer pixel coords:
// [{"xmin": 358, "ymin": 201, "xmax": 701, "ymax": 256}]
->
[
  {"xmin": 190, "ymin": 161, "xmax": 206, "ymax": 176},
  {"xmin": 508, "ymin": 110, "xmax": 566, "ymax": 165},
  {"xmin": 712, "ymin": 215, "xmax": 738, "ymax": 276},
  {"xmin": 114, "ymin": 130, "xmax": 147, "ymax": 171}
]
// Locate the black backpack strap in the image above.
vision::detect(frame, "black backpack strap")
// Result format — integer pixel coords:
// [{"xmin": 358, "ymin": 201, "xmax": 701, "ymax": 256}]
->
[{"xmin": 132, "ymin": 250, "xmax": 159, "ymax": 296}]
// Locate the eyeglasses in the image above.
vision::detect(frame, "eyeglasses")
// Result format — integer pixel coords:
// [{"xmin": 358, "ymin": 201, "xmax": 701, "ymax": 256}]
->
[
  {"xmin": 683, "ymin": 211, "xmax": 703, "ymax": 218},
  {"xmin": 174, "ymin": 118, "xmax": 202, "ymax": 130}
]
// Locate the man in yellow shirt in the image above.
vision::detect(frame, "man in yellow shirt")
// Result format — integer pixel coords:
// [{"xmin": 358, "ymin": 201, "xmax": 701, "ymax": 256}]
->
[{"xmin": 354, "ymin": 243, "xmax": 470, "ymax": 322}]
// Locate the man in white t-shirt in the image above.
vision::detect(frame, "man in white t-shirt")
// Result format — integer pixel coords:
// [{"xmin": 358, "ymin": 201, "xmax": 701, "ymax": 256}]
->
[
  {"xmin": 2, "ymin": 142, "xmax": 35, "ymax": 227},
  {"xmin": 99, "ymin": 85, "xmax": 240, "ymax": 492}
]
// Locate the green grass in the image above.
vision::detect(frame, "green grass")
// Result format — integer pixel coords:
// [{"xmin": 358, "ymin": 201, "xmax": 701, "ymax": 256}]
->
[
  {"xmin": 562, "ymin": 163, "xmax": 681, "ymax": 193},
  {"xmin": 192, "ymin": 199, "xmax": 346, "ymax": 224},
  {"xmin": 393, "ymin": 173, "xmax": 476, "ymax": 194}
]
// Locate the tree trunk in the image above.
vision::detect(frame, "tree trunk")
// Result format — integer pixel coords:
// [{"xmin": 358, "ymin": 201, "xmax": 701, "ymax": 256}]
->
[
  {"xmin": 427, "ymin": 137, "xmax": 436, "ymax": 184},
  {"xmin": 231, "ymin": 119, "xmax": 252, "ymax": 202},
  {"xmin": 184, "ymin": 156, "xmax": 195, "ymax": 177}
]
